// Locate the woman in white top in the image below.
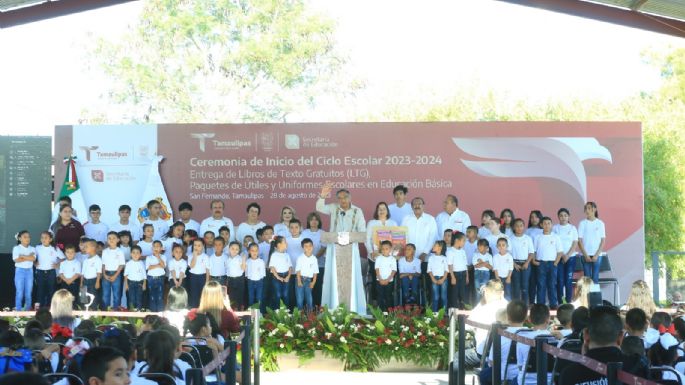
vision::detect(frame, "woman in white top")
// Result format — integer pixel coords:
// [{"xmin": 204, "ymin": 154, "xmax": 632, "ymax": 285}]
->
[
  {"xmin": 301, "ymin": 212, "xmax": 326, "ymax": 307},
  {"xmin": 273, "ymin": 206, "xmax": 296, "ymax": 237},
  {"xmin": 553, "ymin": 208, "xmax": 579, "ymax": 304},
  {"xmin": 577, "ymin": 202, "xmax": 606, "ymax": 283}
]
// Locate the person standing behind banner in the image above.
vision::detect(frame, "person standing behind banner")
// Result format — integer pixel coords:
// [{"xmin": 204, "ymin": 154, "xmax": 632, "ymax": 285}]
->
[
  {"xmin": 436, "ymin": 194, "xmax": 471, "ymax": 235},
  {"xmin": 301, "ymin": 212, "xmax": 326, "ymax": 307},
  {"xmin": 402, "ymin": 197, "xmax": 438, "ymax": 307},
  {"xmin": 51, "ymin": 205, "xmax": 85, "ymax": 253},
  {"xmin": 366, "ymin": 202, "xmax": 397, "ymax": 302},
  {"xmin": 143, "ymin": 200, "xmax": 170, "ymax": 241},
  {"xmin": 178, "ymin": 202, "xmax": 200, "ymax": 234},
  {"xmin": 578, "ymin": 202, "xmax": 606, "ymax": 284},
  {"xmin": 553, "ymin": 208, "xmax": 579, "ymax": 304},
  {"xmin": 199, "ymin": 200, "xmax": 235, "ymax": 241},
  {"xmin": 274, "ymin": 206, "xmax": 296, "ymax": 238},
  {"xmin": 109, "ymin": 205, "xmax": 142, "ymax": 245},
  {"xmin": 388, "ymin": 185, "xmax": 412, "ymax": 227},
  {"xmin": 84, "ymin": 205, "xmax": 109, "ymax": 243},
  {"xmin": 236, "ymin": 202, "xmax": 266, "ymax": 246}
]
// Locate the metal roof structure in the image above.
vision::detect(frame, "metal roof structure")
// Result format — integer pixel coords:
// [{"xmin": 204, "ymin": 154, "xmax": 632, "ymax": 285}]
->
[{"xmin": 0, "ymin": 0, "xmax": 135, "ymax": 28}]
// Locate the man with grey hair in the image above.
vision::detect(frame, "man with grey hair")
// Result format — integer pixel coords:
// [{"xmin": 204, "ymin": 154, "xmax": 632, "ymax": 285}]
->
[
  {"xmin": 199, "ymin": 199, "xmax": 235, "ymax": 241},
  {"xmin": 436, "ymin": 194, "xmax": 471, "ymax": 235}
]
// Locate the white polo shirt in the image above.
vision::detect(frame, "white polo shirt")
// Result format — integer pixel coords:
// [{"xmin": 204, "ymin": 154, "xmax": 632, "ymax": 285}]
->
[
  {"xmin": 109, "ymin": 221, "xmax": 142, "ymax": 242},
  {"xmin": 493, "ymin": 252, "xmax": 513, "ymax": 278},
  {"xmin": 388, "ymin": 203, "xmax": 412, "ymax": 229},
  {"xmin": 402, "ymin": 212, "xmax": 438, "ymax": 256},
  {"xmin": 269, "ymin": 251, "xmax": 292, "ymax": 274},
  {"xmin": 12, "ymin": 245, "xmax": 36, "ymax": 269},
  {"xmin": 208, "ymin": 254, "xmax": 227, "ymax": 277},
  {"xmin": 124, "ymin": 260, "xmax": 146, "ymax": 282},
  {"xmin": 447, "ymin": 247, "xmax": 468, "ymax": 272},
  {"xmin": 84, "ymin": 222, "xmax": 109, "ymax": 243},
  {"xmin": 35, "ymin": 245, "xmax": 64, "ymax": 270},
  {"xmin": 246, "ymin": 258, "xmax": 266, "ymax": 281},
  {"xmin": 59, "ymin": 259, "xmax": 81, "ymax": 280},
  {"xmin": 167, "ymin": 258, "xmax": 188, "ymax": 280},
  {"xmin": 463, "ymin": 240, "xmax": 478, "ymax": 265},
  {"xmin": 226, "ymin": 255, "xmax": 245, "ymax": 278},
  {"xmin": 237, "ymin": 221, "xmax": 266, "ymax": 245},
  {"xmin": 181, "ymin": 219, "xmax": 201, "ymax": 234},
  {"xmin": 486, "ymin": 233, "xmax": 511, "ymax": 252},
  {"xmin": 578, "ymin": 218, "xmax": 606, "ymax": 256},
  {"xmin": 478, "ymin": 226, "xmax": 491, "ymax": 239},
  {"xmin": 145, "ymin": 254, "xmax": 166, "ymax": 277},
  {"xmin": 398, "ymin": 257, "xmax": 421, "ymax": 275},
  {"xmin": 81, "ymin": 255, "xmax": 103, "ymax": 279},
  {"xmin": 162, "ymin": 238, "xmax": 183, "ymax": 260},
  {"xmin": 143, "ymin": 219, "xmax": 169, "ymax": 241},
  {"xmin": 102, "ymin": 247, "xmax": 125, "ymax": 272},
  {"xmin": 473, "ymin": 252, "xmax": 493, "ymax": 272},
  {"xmin": 509, "ymin": 234, "xmax": 535, "ymax": 262},
  {"xmin": 553, "ymin": 223, "xmax": 579, "ymax": 254},
  {"xmin": 535, "ymin": 233, "xmax": 563, "ymax": 262},
  {"xmin": 200, "ymin": 216, "xmax": 235, "ymax": 241},
  {"xmin": 375, "ymin": 255, "xmax": 397, "ymax": 281},
  {"xmin": 436, "ymin": 209, "xmax": 472, "ymax": 235},
  {"xmin": 286, "ymin": 235, "xmax": 304, "ymax": 267},
  {"xmin": 427, "ymin": 254, "xmax": 449, "ymax": 278},
  {"xmin": 138, "ymin": 240, "xmax": 154, "ymax": 257},
  {"xmin": 188, "ymin": 253, "xmax": 209, "ymax": 275},
  {"xmin": 258, "ymin": 241, "xmax": 271, "ymax": 263},
  {"xmin": 301, "ymin": 229, "xmax": 324, "ymax": 268},
  {"xmin": 295, "ymin": 254, "xmax": 318, "ymax": 278}
]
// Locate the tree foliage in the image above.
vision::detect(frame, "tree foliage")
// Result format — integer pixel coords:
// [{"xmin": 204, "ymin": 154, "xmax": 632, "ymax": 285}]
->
[{"xmin": 86, "ymin": 0, "xmax": 357, "ymax": 123}]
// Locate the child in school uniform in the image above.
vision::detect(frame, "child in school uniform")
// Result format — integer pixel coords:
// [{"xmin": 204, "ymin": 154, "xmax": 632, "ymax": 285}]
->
[
  {"xmin": 208, "ymin": 237, "xmax": 228, "ymax": 286},
  {"xmin": 145, "ymin": 240, "xmax": 166, "ymax": 312},
  {"xmin": 59, "ymin": 245, "xmax": 82, "ymax": 306},
  {"xmin": 493, "ymin": 238, "xmax": 514, "ymax": 300},
  {"xmin": 101, "ymin": 231, "xmax": 125, "ymax": 309},
  {"xmin": 84, "ymin": 204, "xmax": 109, "ymax": 243},
  {"xmin": 13, "ymin": 230, "xmax": 35, "ymax": 311},
  {"xmin": 225, "ymin": 241, "xmax": 246, "ymax": 310},
  {"xmin": 35, "ymin": 231, "xmax": 64, "ymax": 308},
  {"xmin": 509, "ymin": 218, "xmax": 535, "ymax": 304},
  {"xmin": 398, "ymin": 244, "xmax": 421, "ymax": 305},
  {"xmin": 187, "ymin": 238, "xmax": 209, "ymax": 308},
  {"xmin": 473, "ymin": 239, "xmax": 494, "ymax": 303},
  {"xmin": 478, "ymin": 210, "xmax": 495, "ymax": 239},
  {"xmin": 124, "ymin": 245, "xmax": 146, "ymax": 310},
  {"xmin": 269, "ymin": 236, "xmax": 292, "ymax": 309},
  {"xmin": 80, "ymin": 239, "xmax": 102, "ymax": 310},
  {"xmin": 464, "ymin": 226, "xmax": 479, "ymax": 306},
  {"xmin": 427, "ymin": 240, "xmax": 449, "ymax": 312},
  {"xmin": 534, "ymin": 217, "xmax": 563, "ymax": 308},
  {"xmin": 139, "ymin": 224, "xmax": 155, "ymax": 257},
  {"xmin": 246, "ymin": 243, "xmax": 266, "ymax": 307},
  {"xmin": 447, "ymin": 232, "xmax": 468, "ymax": 310},
  {"xmin": 486, "ymin": 218, "xmax": 510, "ymax": 255},
  {"xmin": 375, "ymin": 240, "xmax": 398, "ymax": 311},
  {"xmin": 295, "ymin": 238, "xmax": 318, "ymax": 311},
  {"xmin": 167, "ymin": 243, "xmax": 188, "ymax": 289},
  {"xmin": 118, "ymin": 231, "xmax": 132, "ymax": 261},
  {"xmin": 286, "ymin": 220, "xmax": 304, "ymax": 309}
]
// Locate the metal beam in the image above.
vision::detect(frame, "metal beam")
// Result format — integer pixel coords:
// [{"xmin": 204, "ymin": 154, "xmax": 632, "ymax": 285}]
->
[
  {"xmin": 629, "ymin": 0, "xmax": 649, "ymax": 11},
  {"xmin": 496, "ymin": 0, "xmax": 685, "ymax": 39},
  {"xmin": 0, "ymin": 0, "xmax": 137, "ymax": 28}
]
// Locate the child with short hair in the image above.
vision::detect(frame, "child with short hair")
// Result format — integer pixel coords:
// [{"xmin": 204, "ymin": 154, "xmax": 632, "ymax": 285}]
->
[
  {"xmin": 13, "ymin": 231, "xmax": 35, "ymax": 311},
  {"xmin": 101, "ymin": 231, "xmax": 125, "ymax": 309},
  {"xmin": 464, "ymin": 226, "xmax": 479, "ymax": 305},
  {"xmin": 398, "ymin": 244, "xmax": 421, "ymax": 305},
  {"xmin": 447, "ymin": 232, "xmax": 468, "ymax": 309},
  {"xmin": 179, "ymin": 201, "xmax": 201, "ymax": 234},
  {"xmin": 295, "ymin": 238, "xmax": 318, "ymax": 311},
  {"xmin": 80, "ymin": 239, "xmax": 102, "ymax": 310},
  {"xmin": 208, "ymin": 237, "xmax": 227, "ymax": 286},
  {"xmin": 35, "ymin": 231, "xmax": 64, "ymax": 308},
  {"xmin": 258, "ymin": 226, "xmax": 274, "ymax": 262},
  {"xmin": 442, "ymin": 229, "xmax": 453, "ymax": 245},
  {"xmin": 375, "ymin": 240, "xmax": 397, "ymax": 311},
  {"xmin": 622, "ymin": 307, "xmax": 648, "ymax": 356},
  {"xmin": 226, "ymin": 241, "xmax": 246, "ymax": 310},
  {"xmin": 109, "ymin": 204, "xmax": 141, "ymax": 243},
  {"xmin": 478, "ymin": 210, "xmax": 495, "ymax": 239},
  {"xmin": 473, "ymin": 239, "xmax": 493, "ymax": 303},
  {"xmin": 219, "ymin": 226, "xmax": 231, "ymax": 254},
  {"xmin": 517, "ymin": 304, "xmax": 553, "ymax": 385},
  {"xmin": 479, "ymin": 300, "xmax": 528, "ymax": 384},
  {"xmin": 493, "ymin": 238, "xmax": 514, "ymax": 300},
  {"xmin": 142, "ymin": 199, "xmax": 169, "ymax": 241},
  {"xmin": 123, "ymin": 245, "xmax": 146, "ymax": 310},
  {"xmin": 246, "ymin": 243, "xmax": 266, "ymax": 307},
  {"xmin": 80, "ymin": 346, "xmax": 130, "ymax": 385},
  {"xmin": 509, "ymin": 218, "xmax": 535, "ymax": 304},
  {"xmin": 554, "ymin": 303, "xmax": 574, "ymax": 340},
  {"xmin": 59, "ymin": 245, "xmax": 82, "ymax": 305},
  {"xmin": 84, "ymin": 204, "xmax": 109, "ymax": 243},
  {"xmin": 269, "ymin": 236, "xmax": 292, "ymax": 309},
  {"xmin": 168, "ymin": 244, "xmax": 188, "ymax": 289},
  {"xmin": 534, "ymin": 217, "xmax": 563, "ymax": 308},
  {"xmin": 145, "ymin": 241, "xmax": 166, "ymax": 312},
  {"xmin": 427, "ymin": 240, "xmax": 449, "ymax": 312}
]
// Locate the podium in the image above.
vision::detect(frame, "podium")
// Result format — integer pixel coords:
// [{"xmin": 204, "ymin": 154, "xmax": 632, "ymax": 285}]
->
[{"xmin": 321, "ymin": 231, "xmax": 366, "ymax": 309}]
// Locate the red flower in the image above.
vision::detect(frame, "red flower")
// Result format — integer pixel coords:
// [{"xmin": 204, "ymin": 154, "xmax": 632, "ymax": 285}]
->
[
  {"xmin": 438, "ymin": 319, "xmax": 446, "ymax": 328},
  {"xmin": 342, "ymin": 332, "xmax": 350, "ymax": 338},
  {"xmin": 187, "ymin": 308, "xmax": 198, "ymax": 321},
  {"xmin": 404, "ymin": 339, "xmax": 415, "ymax": 348},
  {"xmin": 50, "ymin": 323, "xmax": 73, "ymax": 338},
  {"xmin": 303, "ymin": 321, "xmax": 311, "ymax": 329},
  {"xmin": 376, "ymin": 337, "xmax": 384, "ymax": 346},
  {"xmin": 265, "ymin": 322, "xmax": 276, "ymax": 331},
  {"xmin": 419, "ymin": 335, "xmax": 427, "ymax": 343}
]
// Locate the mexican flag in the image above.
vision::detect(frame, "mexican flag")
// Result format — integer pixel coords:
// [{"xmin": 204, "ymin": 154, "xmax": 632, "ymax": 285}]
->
[{"xmin": 50, "ymin": 155, "xmax": 88, "ymax": 225}]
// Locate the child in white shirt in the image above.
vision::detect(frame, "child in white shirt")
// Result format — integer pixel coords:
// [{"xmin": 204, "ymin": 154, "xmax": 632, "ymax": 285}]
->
[
  {"xmin": 295, "ymin": 238, "xmax": 318, "ymax": 311},
  {"xmin": 13, "ymin": 230, "xmax": 36, "ymax": 311},
  {"xmin": 208, "ymin": 237, "xmax": 228, "ymax": 286},
  {"xmin": 427, "ymin": 240, "xmax": 449, "ymax": 312},
  {"xmin": 225, "ymin": 241, "xmax": 246, "ymax": 310},
  {"xmin": 101, "ymin": 231, "xmax": 125, "ymax": 309},
  {"xmin": 168, "ymin": 243, "xmax": 188, "ymax": 289},
  {"xmin": 246, "ymin": 243, "xmax": 266, "ymax": 307},
  {"xmin": 145, "ymin": 241, "xmax": 166, "ymax": 312},
  {"xmin": 447, "ymin": 232, "xmax": 469, "ymax": 310},
  {"xmin": 375, "ymin": 240, "xmax": 398, "ymax": 311},
  {"xmin": 398, "ymin": 244, "xmax": 421, "ymax": 305},
  {"xmin": 269, "ymin": 236, "xmax": 292, "ymax": 309},
  {"xmin": 473, "ymin": 239, "xmax": 494, "ymax": 303},
  {"xmin": 80, "ymin": 239, "xmax": 102, "ymax": 310},
  {"xmin": 59, "ymin": 245, "xmax": 82, "ymax": 303},
  {"xmin": 493, "ymin": 238, "xmax": 514, "ymax": 300},
  {"xmin": 35, "ymin": 231, "xmax": 64, "ymax": 307},
  {"xmin": 124, "ymin": 245, "xmax": 146, "ymax": 310}
]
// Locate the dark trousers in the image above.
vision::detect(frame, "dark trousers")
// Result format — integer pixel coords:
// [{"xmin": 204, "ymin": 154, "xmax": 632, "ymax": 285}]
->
[
  {"xmin": 467, "ymin": 266, "xmax": 475, "ymax": 307},
  {"xmin": 227, "ymin": 276, "xmax": 246, "ymax": 310},
  {"xmin": 188, "ymin": 272, "xmax": 206, "ymax": 308},
  {"xmin": 36, "ymin": 269, "xmax": 57, "ymax": 308},
  {"xmin": 83, "ymin": 278, "xmax": 100, "ymax": 310},
  {"xmin": 511, "ymin": 262, "xmax": 531, "ymax": 305},
  {"xmin": 247, "ymin": 279, "xmax": 263, "ymax": 306},
  {"xmin": 448, "ymin": 271, "xmax": 467, "ymax": 309},
  {"xmin": 272, "ymin": 273, "xmax": 289, "ymax": 309},
  {"xmin": 61, "ymin": 280, "xmax": 80, "ymax": 309},
  {"xmin": 528, "ymin": 264, "xmax": 538, "ymax": 303},
  {"xmin": 127, "ymin": 280, "xmax": 144, "ymax": 310},
  {"xmin": 313, "ymin": 267, "xmax": 324, "ymax": 307},
  {"xmin": 376, "ymin": 280, "xmax": 394, "ymax": 311},
  {"xmin": 147, "ymin": 275, "xmax": 164, "ymax": 312}
]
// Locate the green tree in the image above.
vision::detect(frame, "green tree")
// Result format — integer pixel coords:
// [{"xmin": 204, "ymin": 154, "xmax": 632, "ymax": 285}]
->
[{"xmin": 86, "ymin": 0, "xmax": 358, "ymax": 123}]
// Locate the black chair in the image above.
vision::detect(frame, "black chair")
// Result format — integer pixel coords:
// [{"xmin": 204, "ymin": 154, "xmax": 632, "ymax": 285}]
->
[
  {"xmin": 520, "ymin": 335, "xmax": 557, "ymax": 385},
  {"xmin": 502, "ymin": 329, "xmax": 533, "ymax": 382},
  {"xmin": 552, "ymin": 339, "xmax": 583, "ymax": 385},
  {"xmin": 179, "ymin": 351, "xmax": 198, "ymax": 369},
  {"xmin": 650, "ymin": 366, "xmax": 683, "ymax": 385},
  {"xmin": 183, "ymin": 340, "xmax": 220, "ymax": 383},
  {"xmin": 32, "ymin": 350, "xmax": 54, "ymax": 374},
  {"xmin": 44, "ymin": 373, "xmax": 84, "ymax": 385},
  {"xmin": 139, "ymin": 372, "xmax": 177, "ymax": 385},
  {"xmin": 598, "ymin": 255, "xmax": 619, "ymax": 305},
  {"xmin": 472, "ymin": 326, "xmax": 494, "ymax": 383}
]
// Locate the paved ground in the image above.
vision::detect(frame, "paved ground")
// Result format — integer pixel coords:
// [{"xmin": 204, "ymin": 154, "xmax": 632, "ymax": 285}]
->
[{"xmin": 257, "ymin": 371, "xmax": 477, "ymax": 385}]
